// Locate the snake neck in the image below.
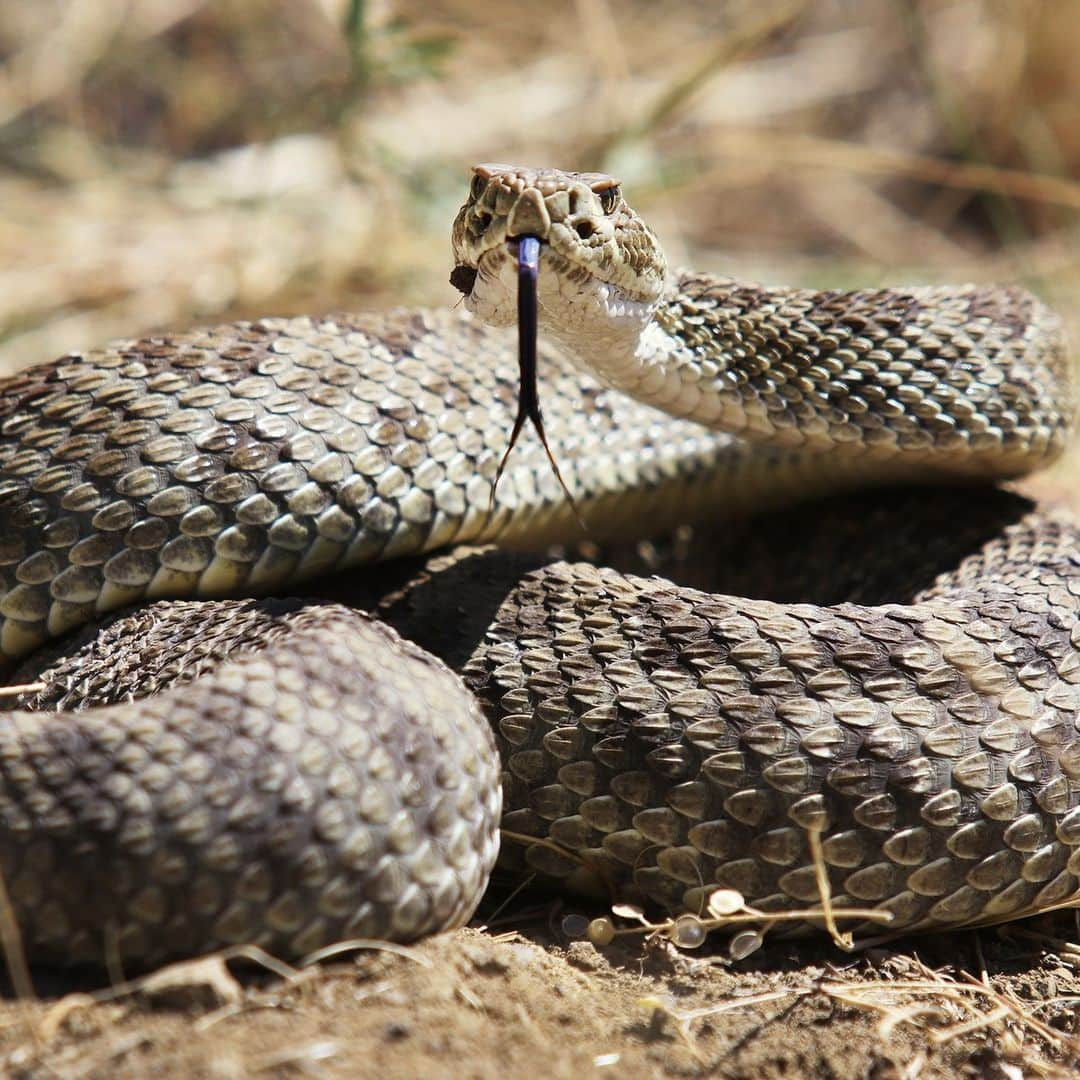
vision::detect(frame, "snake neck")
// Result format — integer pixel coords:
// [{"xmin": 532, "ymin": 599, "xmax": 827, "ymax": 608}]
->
[{"xmin": 544, "ymin": 270, "xmax": 1073, "ymax": 475}]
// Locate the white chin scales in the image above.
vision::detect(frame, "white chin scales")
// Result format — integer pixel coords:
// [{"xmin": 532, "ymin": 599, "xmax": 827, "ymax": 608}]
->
[
  {"xmin": 465, "ymin": 259, "xmax": 518, "ymax": 327},
  {"xmin": 543, "ymin": 279, "xmax": 653, "ymax": 333},
  {"xmin": 602, "ymin": 292, "xmax": 654, "ymax": 322}
]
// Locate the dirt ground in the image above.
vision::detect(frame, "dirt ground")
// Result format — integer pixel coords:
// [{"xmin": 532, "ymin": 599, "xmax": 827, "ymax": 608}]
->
[{"xmin": 0, "ymin": 899, "xmax": 1077, "ymax": 1078}]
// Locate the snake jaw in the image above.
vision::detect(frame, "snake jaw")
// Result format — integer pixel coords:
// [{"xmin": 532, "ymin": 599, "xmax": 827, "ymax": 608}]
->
[{"xmin": 460, "ymin": 244, "xmax": 519, "ymax": 328}]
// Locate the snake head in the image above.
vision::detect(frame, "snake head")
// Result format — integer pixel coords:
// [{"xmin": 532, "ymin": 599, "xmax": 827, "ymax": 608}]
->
[
  {"xmin": 450, "ymin": 163, "xmax": 667, "ymax": 338},
  {"xmin": 451, "ymin": 164, "xmax": 668, "ymax": 525}
]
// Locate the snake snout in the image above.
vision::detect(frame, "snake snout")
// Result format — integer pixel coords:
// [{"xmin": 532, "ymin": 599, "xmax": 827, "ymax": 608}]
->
[{"xmin": 506, "ymin": 187, "xmax": 551, "ymax": 239}]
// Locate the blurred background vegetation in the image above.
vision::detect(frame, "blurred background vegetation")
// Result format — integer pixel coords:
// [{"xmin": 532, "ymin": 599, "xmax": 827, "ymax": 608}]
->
[{"xmin": 1, "ymin": 1, "xmax": 1077, "ymax": 424}]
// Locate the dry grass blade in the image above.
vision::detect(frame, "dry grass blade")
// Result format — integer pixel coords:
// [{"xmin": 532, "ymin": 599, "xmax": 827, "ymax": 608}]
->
[
  {"xmin": 821, "ymin": 973, "xmax": 1080, "ymax": 1061},
  {"xmin": 253, "ymin": 1039, "xmax": 341, "ymax": 1073},
  {"xmin": 929, "ymin": 1004, "xmax": 1012, "ymax": 1045},
  {"xmin": 36, "ymin": 945, "xmax": 298, "ymax": 1021},
  {"xmin": 807, "ymin": 824, "xmax": 853, "ymax": 951},
  {"xmin": 0, "ymin": 865, "xmax": 34, "ymax": 1005},
  {"xmin": 0, "ymin": 684, "xmax": 45, "ymax": 698},
  {"xmin": 479, "ymin": 872, "xmax": 539, "ymax": 928},
  {"xmin": 0, "ymin": 0, "xmax": 210, "ymax": 129},
  {"xmin": 638, "ymin": 985, "xmax": 818, "ymax": 1066},
  {"xmin": 299, "ymin": 938, "xmax": 432, "ymax": 968},
  {"xmin": 606, "ymin": 0, "xmax": 808, "ymax": 152},
  {"xmin": 706, "ymin": 130, "xmax": 1080, "ymax": 210},
  {"xmin": 641, "ymin": 986, "xmax": 812, "ymax": 1037}
]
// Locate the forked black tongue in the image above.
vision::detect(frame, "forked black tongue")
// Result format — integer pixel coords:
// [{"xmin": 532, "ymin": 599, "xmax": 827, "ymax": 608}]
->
[{"xmin": 489, "ymin": 236, "xmax": 584, "ymax": 528}]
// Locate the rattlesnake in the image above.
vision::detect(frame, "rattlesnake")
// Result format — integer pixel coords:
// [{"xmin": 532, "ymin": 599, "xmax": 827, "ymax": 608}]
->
[{"xmin": 0, "ymin": 164, "xmax": 1076, "ymax": 967}]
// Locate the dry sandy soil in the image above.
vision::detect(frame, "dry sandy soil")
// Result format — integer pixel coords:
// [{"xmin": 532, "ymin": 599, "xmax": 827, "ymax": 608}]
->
[{"xmin": 0, "ymin": 899, "xmax": 1076, "ymax": 1078}]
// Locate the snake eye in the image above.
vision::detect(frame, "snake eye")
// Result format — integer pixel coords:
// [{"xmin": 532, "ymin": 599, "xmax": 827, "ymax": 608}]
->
[
  {"xmin": 597, "ymin": 186, "xmax": 620, "ymax": 215},
  {"xmin": 470, "ymin": 174, "xmax": 487, "ymax": 201}
]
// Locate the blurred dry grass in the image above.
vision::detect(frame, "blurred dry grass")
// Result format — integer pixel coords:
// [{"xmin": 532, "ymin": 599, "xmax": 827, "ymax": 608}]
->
[{"xmin": 0, "ymin": 0, "xmax": 1077, "ymax": 381}]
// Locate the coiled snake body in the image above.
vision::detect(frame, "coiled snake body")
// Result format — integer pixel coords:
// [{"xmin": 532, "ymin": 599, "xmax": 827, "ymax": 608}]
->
[{"xmin": 0, "ymin": 165, "xmax": 1077, "ymax": 966}]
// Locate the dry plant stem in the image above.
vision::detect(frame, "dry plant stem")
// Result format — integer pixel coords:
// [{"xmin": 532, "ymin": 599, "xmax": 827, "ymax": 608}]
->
[
  {"xmin": 807, "ymin": 825, "xmax": 854, "ymax": 951},
  {"xmin": 929, "ymin": 1004, "xmax": 1011, "ymax": 1045},
  {"xmin": 500, "ymin": 828, "xmax": 593, "ymax": 866},
  {"xmin": 571, "ymin": 0, "xmax": 630, "ymax": 86},
  {"xmin": 104, "ymin": 921, "xmax": 127, "ymax": 991},
  {"xmin": 0, "ymin": 683, "xmax": 45, "ymax": 698},
  {"xmin": 503, "ymin": 828, "xmax": 894, "ymax": 941},
  {"xmin": 894, "ymin": 0, "xmax": 1029, "ymax": 246},
  {"xmin": 616, "ymin": 908, "xmax": 895, "ymax": 940},
  {"xmin": 0, "ymin": 864, "xmax": 34, "ymax": 1003},
  {"xmin": 298, "ymin": 939, "xmax": 432, "ymax": 969},
  {"xmin": 0, "ymin": 0, "xmax": 210, "ymax": 128},
  {"xmin": 0, "ymin": 862, "xmax": 37, "ymax": 1056},
  {"xmin": 643, "ymin": 986, "xmax": 813, "ymax": 1050},
  {"xmin": 253, "ymin": 1040, "xmax": 341, "ymax": 1074},
  {"xmin": 32, "ymin": 947, "xmax": 301, "ymax": 1044},
  {"xmin": 1008, "ymin": 927, "xmax": 1080, "ymax": 962},
  {"xmin": 479, "ymin": 872, "xmax": 539, "ymax": 928},
  {"xmin": 595, "ymin": 0, "xmax": 807, "ymax": 159},
  {"xmin": 822, "ymin": 976, "xmax": 1080, "ymax": 1058},
  {"xmin": 958, "ymin": 971, "xmax": 1077, "ymax": 1053},
  {"xmin": 36, "ymin": 995, "xmax": 98, "ymax": 1044},
  {"xmin": 706, "ymin": 130, "xmax": 1080, "ymax": 210}
]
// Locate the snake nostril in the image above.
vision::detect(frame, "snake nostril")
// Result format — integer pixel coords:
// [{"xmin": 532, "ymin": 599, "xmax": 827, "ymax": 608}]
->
[{"xmin": 574, "ymin": 219, "xmax": 596, "ymax": 241}]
